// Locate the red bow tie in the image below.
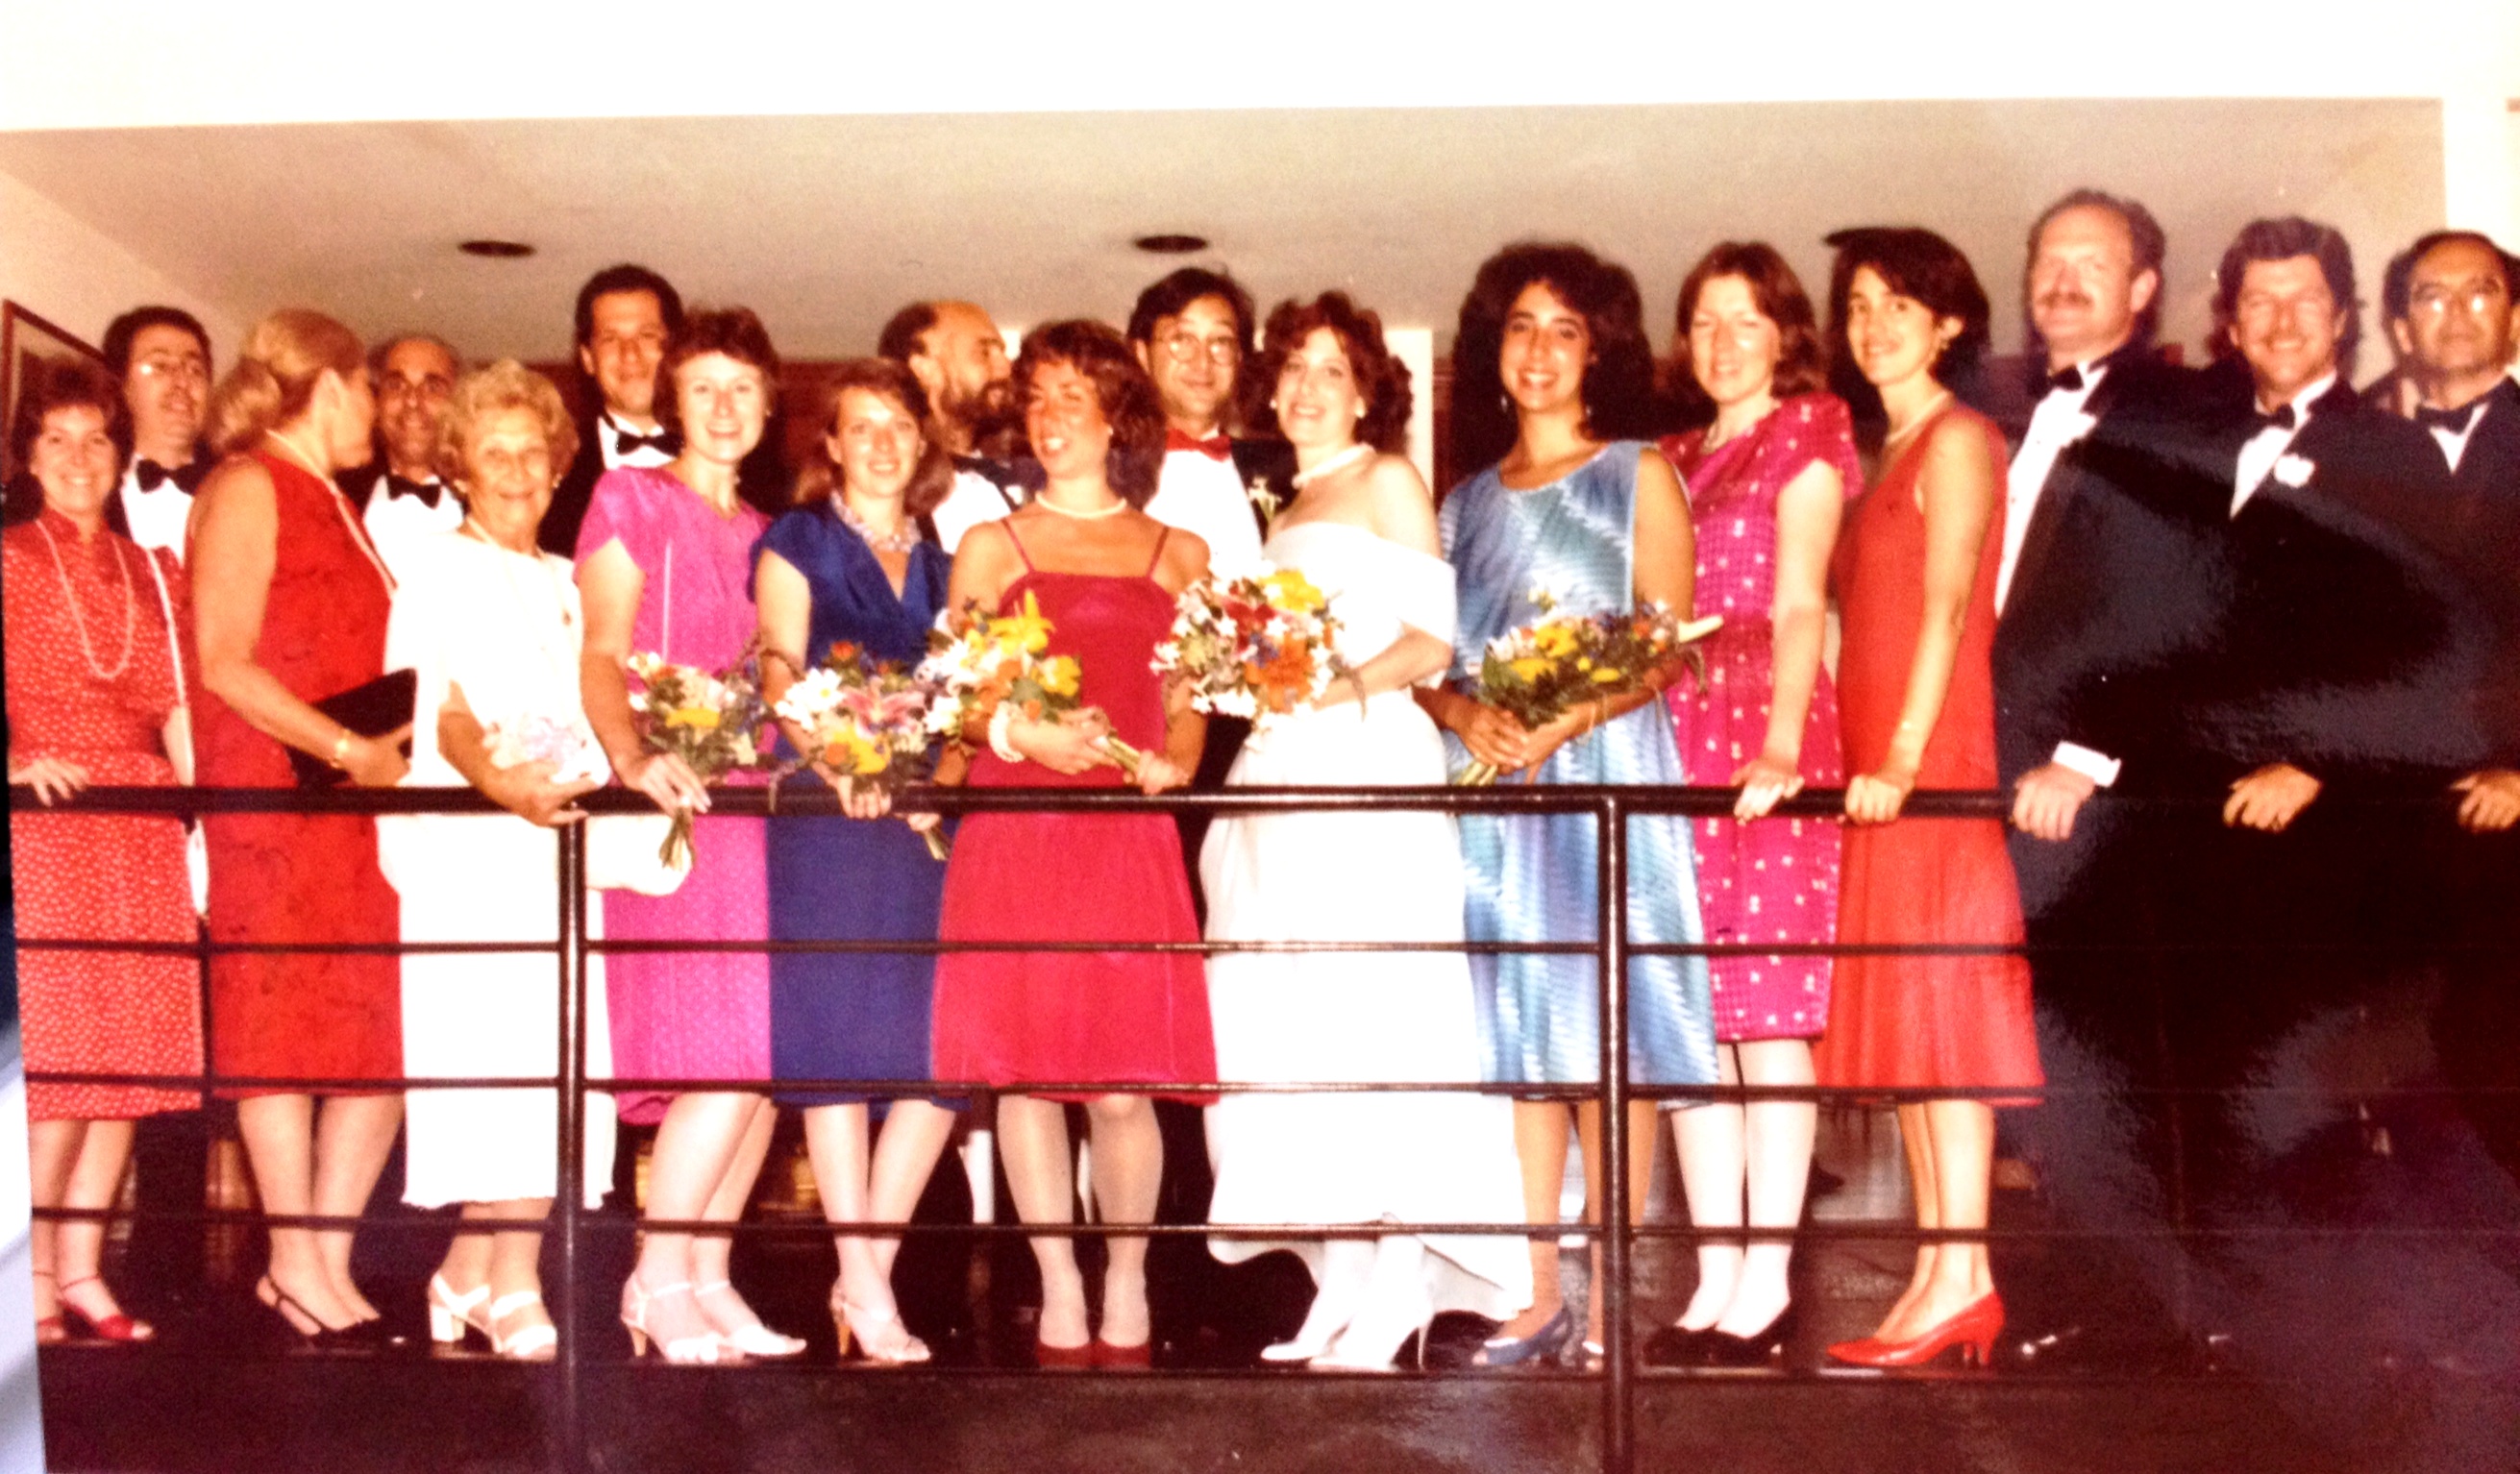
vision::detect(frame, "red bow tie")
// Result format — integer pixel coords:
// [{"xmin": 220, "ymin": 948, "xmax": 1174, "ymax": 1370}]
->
[{"xmin": 1166, "ymin": 428, "xmax": 1232, "ymax": 461}]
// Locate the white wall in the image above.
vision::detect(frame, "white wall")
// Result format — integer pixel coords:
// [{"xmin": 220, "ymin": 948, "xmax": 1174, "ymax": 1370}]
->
[{"xmin": 0, "ymin": 169, "xmax": 243, "ymax": 361}]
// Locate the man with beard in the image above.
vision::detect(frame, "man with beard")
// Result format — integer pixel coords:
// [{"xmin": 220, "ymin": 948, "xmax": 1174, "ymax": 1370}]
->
[
  {"xmin": 1989, "ymin": 189, "xmax": 2227, "ymax": 1366},
  {"xmin": 343, "ymin": 332, "xmax": 461, "ymax": 578},
  {"xmin": 101, "ymin": 306, "xmax": 213, "ymax": 560},
  {"xmin": 877, "ymin": 299, "xmax": 1023, "ymax": 553}
]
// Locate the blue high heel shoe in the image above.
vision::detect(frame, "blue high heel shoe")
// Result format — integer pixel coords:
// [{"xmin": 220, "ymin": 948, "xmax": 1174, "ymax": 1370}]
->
[{"xmin": 1473, "ymin": 1306, "xmax": 1572, "ymax": 1368}]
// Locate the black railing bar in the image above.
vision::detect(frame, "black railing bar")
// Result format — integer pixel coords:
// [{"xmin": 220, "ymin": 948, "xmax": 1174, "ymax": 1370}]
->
[
  {"xmin": 37, "ymin": 1066, "xmax": 2520, "ymax": 1102},
  {"xmin": 14, "ymin": 939, "xmax": 559, "ymax": 957},
  {"xmin": 31, "ymin": 781, "xmax": 2498, "ymax": 823}
]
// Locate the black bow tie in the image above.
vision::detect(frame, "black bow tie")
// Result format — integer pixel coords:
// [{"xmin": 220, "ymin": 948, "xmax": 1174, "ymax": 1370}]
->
[
  {"xmin": 2044, "ymin": 365, "xmax": 2086, "ymax": 396},
  {"xmin": 611, "ymin": 425, "xmax": 675, "ymax": 456},
  {"xmin": 2253, "ymin": 404, "xmax": 2298, "ymax": 433},
  {"xmin": 133, "ymin": 458, "xmax": 191, "ymax": 493},
  {"xmin": 384, "ymin": 473, "xmax": 442, "ymax": 507},
  {"xmin": 2414, "ymin": 402, "xmax": 2481, "ymax": 435}
]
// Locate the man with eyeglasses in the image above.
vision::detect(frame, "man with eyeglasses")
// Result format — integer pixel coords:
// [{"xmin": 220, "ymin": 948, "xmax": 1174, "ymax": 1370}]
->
[
  {"xmin": 1127, "ymin": 268, "xmax": 1282, "ymax": 579},
  {"xmin": 2382, "ymin": 231, "xmax": 2519, "ymax": 493},
  {"xmin": 101, "ymin": 306, "xmax": 213, "ymax": 560},
  {"xmin": 342, "ymin": 332, "xmax": 462, "ymax": 579}
]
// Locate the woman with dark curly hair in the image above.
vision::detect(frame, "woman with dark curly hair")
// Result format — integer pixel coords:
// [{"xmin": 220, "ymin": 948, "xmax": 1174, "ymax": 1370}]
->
[
  {"xmin": 1812, "ymin": 228, "xmax": 2039, "ymax": 1369},
  {"xmin": 930, "ymin": 320, "xmax": 1216, "ymax": 1368},
  {"xmin": 1420, "ymin": 244, "xmax": 1717, "ymax": 1368},
  {"xmin": 1201, "ymin": 293, "xmax": 1530, "ymax": 1370}
]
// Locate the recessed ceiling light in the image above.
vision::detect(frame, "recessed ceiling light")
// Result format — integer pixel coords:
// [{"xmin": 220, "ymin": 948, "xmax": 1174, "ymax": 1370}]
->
[
  {"xmin": 1132, "ymin": 233, "xmax": 1208, "ymax": 255},
  {"xmin": 458, "ymin": 239, "xmax": 534, "ymax": 258}
]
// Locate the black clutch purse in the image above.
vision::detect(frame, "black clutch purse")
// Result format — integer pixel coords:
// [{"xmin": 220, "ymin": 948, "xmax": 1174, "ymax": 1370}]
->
[{"xmin": 287, "ymin": 669, "xmax": 418, "ymax": 789}]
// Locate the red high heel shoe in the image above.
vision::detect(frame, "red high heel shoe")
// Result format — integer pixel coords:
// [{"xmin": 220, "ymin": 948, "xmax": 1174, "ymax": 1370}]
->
[
  {"xmin": 57, "ymin": 1276, "xmax": 153, "ymax": 1343},
  {"xmin": 1826, "ymin": 1291, "xmax": 2002, "ymax": 1369}
]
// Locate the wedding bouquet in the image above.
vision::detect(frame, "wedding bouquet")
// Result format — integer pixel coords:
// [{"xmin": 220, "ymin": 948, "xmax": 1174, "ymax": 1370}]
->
[
  {"xmin": 482, "ymin": 712, "xmax": 606, "ymax": 784},
  {"xmin": 626, "ymin": 649, "xmax": 767, "ymax": 866},
  {"xmin": 1150, "ymin": 568, "xmax": 1352, "ymax": 731},
  {"xmin": 917, "ymin": 589, "xmax": 1113, "ymax": 765},
  {"xmin": 1454, "ymin": 591, "xmax": 1722, "ymax": 785},
  {"xmin": 775, "ymin": 641, "xmax": 950, "ymax": 859}
]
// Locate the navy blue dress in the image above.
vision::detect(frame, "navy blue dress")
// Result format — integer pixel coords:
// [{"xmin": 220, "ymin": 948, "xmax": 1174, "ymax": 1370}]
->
[{"xmin": 755, "ymin": 504, "xmax": 951, "ymax": 1108}]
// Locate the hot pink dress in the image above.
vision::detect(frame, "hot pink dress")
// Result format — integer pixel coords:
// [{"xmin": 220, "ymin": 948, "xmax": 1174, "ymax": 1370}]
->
[
  {"xmin": 1663, "ymin": 394, "xmax": 1861, "ymax": 1043},
  {"xmin": 575, "ymin": 466, "xmax": 771, "ymax": 1122},
  {"xmin": 930, "ymin": 525, "xmax": 1215, "ymax": 1101}
]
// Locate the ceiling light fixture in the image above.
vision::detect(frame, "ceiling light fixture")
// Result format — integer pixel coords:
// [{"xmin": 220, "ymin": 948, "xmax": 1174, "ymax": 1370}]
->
[
  {"xmin": 1132, "ymin": 233, "xmax": 1208, "ymax": 255},
  {"xmin": 458, "ymin": 238, "xmax": 535, "ymax": 258}
]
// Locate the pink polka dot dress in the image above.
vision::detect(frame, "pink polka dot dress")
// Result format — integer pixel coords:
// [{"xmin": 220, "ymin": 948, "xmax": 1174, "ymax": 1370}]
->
[{"xmin": 1661, "ymin": 393, "xmax": 1862, "ymax": 1043}]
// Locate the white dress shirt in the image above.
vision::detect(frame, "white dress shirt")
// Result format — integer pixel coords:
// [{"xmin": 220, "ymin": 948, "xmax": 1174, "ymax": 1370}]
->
[
  {"xmin": 115, "ymin": 459, "xmax": 195, "ymax": 562},
  {"xmin": 2422, "ymin": 396, "xmax": 2492, "ymax": 474},
  {"xmin": 929, "ymin": 466, "xmax": 1022, "ymax": 554},
  {"xmin": 2231, "ymin": 372, "xmax": 2335, "ymax": 517},
  {"xmin": 362, "ymin": 474, "xmax": 464, "ymax": 582},
  {"xmin": 1144, "ymin": 447, "xmax": 1265, "ymax": 577},
  {"xmin": 1995, "ymin": 360, "xmax": 2107, "ymax": 614}
]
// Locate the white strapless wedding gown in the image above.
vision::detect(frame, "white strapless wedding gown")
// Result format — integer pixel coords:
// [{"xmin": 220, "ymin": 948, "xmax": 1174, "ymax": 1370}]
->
[{"xmin": 1200, "ymin": 520, "xmax": 1531, "ymax": 1321}]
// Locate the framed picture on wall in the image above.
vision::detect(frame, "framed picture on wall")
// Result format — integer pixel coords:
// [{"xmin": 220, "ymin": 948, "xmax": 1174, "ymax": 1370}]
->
[{"xmin": 2, "ymin": 300, "xmax": 105, "ymax": 481}]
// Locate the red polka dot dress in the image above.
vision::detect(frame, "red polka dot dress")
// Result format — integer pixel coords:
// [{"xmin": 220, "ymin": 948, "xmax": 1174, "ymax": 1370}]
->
[
  {"xmin": 4, "ymin": 510, "xmax": 203, "ymax": 1118},
  {"xmin": 1661, "ymin": 394, "xmax": 1862, "ymax": 1043}
]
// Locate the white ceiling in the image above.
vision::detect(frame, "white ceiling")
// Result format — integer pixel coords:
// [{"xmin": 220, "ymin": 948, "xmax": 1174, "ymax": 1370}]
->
[{"xmin": 0, "ymin": 100, "xmax": 2449, "ymax": 364}]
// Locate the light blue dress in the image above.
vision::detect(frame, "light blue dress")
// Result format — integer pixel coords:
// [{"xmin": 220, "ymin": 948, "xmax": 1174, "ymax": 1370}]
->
[{"xmin": 1439, "ymin": 442, "xmax": 1717, "ymax": 1088}]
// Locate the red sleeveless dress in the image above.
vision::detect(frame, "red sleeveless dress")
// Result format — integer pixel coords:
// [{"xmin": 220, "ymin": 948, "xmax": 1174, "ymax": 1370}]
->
[
  {"xmin": 930, "ymin": 525, "xmax": 1215, "ymax": 1101},
  {"xmin": 1814, "ymin": 405, "xmax": 2041, "ymax": 1095},
  {"xmin": 195, "ymin": 450, "xmax": 403, "ymax": 1096}
]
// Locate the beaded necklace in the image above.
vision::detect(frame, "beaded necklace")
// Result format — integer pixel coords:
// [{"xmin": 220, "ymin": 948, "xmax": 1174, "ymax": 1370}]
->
[{"xmin": 35, "ymin": 519, "xmax": 137, "ymax": 679}]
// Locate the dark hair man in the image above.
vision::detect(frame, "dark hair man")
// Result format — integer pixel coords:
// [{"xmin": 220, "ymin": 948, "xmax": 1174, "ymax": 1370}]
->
[
  {"xmin": 100, "ymin": 306, "xmax": 212, "ymax": 558},
  {"xmin": 1124, "ymin": 267, "xmax": 1283, "ymax": 578},
  {"xmin": 542, "ymin": 264, "xmax": 684, "ymax": 554}
]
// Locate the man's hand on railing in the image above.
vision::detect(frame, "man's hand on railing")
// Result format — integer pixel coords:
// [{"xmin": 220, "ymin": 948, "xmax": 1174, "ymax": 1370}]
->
[
  {"xmin": 8, "ymin": 755, "xmax": 91, "ymax": 806},
  {"xmin": 2223, "ymin": 763, "xmax": 2321, "ymax": 832},
  {"xmin": 2453, "ymin": 769, "xmax": 2520, "ymax": 833},
  {"xmin": 2011, "ymin": 762, "xmax": 2097, "ymax": 843}
]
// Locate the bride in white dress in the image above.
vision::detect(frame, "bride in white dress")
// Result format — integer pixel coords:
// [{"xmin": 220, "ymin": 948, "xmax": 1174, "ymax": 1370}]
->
[{"xmin": 1201, "ymin": 295, "xmax": 1531, "ymax": 1369}]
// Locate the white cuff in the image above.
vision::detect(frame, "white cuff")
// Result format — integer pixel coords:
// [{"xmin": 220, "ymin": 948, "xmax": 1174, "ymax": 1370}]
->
[{"xmin": 2051, "ymin": 741, "xmax": 2121, "ymax": 788}]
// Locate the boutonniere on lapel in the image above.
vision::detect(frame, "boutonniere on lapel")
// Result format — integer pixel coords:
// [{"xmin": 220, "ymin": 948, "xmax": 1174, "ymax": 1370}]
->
[
  {"xmin": 1248, "ymin": 476, "xmax": 1282, "ymax": 522},
  {"xmin": 2272, "ymin": 454, "xmax": 2315, "ymax": 488}
]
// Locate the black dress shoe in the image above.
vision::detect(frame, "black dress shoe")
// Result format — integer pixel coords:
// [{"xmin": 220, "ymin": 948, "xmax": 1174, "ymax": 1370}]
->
[
  {"xmin": 1641, "ymin": 1324, "xmax": 1714, "ymax": 1368},
  {"xmin": 1699, "ymin": 1305, "xmax": 1796, "ymax": 1369}
]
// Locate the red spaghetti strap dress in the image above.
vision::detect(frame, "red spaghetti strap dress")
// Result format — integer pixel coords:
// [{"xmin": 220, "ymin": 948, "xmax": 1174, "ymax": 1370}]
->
[
  {"xmin": 930, "ymin": 525, "xmax": 1215, "ymax": 1101},
  {"xmin": 195, "ymin": 449, "xmax": 403, "ymax": 1096},
  {"xmin": 1814, "ymin": 405, "xmax": 2042, "ymax": 1098}
]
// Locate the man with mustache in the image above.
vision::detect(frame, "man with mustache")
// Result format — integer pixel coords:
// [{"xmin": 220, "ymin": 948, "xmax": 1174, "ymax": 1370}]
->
[
  {"xmin": 102, "ymin": 306, "xmax": 214, "ymax": 561},
  {"xmin": 342, "ymin": 332, "xmax": 461, "ymax": 579},
  {"xmin": 877, "ymin": 299, "xmax": 1023, "ymax": 553}
]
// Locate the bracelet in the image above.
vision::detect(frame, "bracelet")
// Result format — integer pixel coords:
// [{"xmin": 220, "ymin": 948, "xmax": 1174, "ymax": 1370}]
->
[
  {"xmin": 329, "ymin": 727, "xmax": 354, "ymax": 770},
  {"xmin": 987, "ymin": 703, "xmax": 1024, "ymax": 764}
]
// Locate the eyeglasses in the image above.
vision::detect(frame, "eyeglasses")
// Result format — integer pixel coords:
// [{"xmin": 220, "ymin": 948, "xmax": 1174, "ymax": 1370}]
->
[
  {"xmin": 1157, "ymin": 332, "xmax": 1241, "ymax": 366},
  {"xmin": 2409, "ymin": 284, "xmax": 2510, "ymax": 318},
  {"xmin": 133, "ymin": 356, "xmax": 210, "ymax": 387}
]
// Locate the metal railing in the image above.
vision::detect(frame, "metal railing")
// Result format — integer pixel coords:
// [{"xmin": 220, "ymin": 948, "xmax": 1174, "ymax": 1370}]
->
[{"xmin": 11, "ymin": 779, "xmax": 2514, "ymax": 1474}]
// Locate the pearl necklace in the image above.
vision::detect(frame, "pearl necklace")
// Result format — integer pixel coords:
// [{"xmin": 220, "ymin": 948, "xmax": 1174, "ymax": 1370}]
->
[
  {"xmin": 35, "ymin": 519, "xmax": 137, "ymax": 679},
  {"xmin": 836, "ymin": 497, "xmax": 922, "ymax": 553},
  {"xmin": 263, "ymin": 430, "xmax": 396, "ymax": 592},
  {"xmin": 1291, "ymin": 441, "xmax": 1372, "ymax": 489},
  {"xmin": 1031, "ymin": 494, "xmax": 1129, "ymax": 520}
]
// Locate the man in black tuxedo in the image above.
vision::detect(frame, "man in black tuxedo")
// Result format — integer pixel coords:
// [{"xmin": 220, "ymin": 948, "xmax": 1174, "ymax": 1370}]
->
[
  {"xmin": 340, "ymin": 332, "xmax": 460, "ymax": 579},
  {"xmin": 1989, "ymin": 190, "xmax": 2233, "ymax": 1363},
  {"xmin": 542, "ymin": 264, "xmax": 682, "ymax": 555},
  {"xmin": 100, "ymin": 306, "xmax": 213, "ymax": 559},
  {"xmin": 877, "ymin": 299, "xmax": 1024, "ymax": 553},
  {"xmin": 2158, "ymin": 216, "xmax": 2505, "ymax": 1380}
]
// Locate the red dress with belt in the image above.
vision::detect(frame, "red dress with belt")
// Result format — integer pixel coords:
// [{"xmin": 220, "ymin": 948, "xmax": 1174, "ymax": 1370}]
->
[
  {"xmin": 194, "ymin": 450, "xmax": 403, "ymax": 1096},
  {"xmin": 1814, "ymin": 405, "xmax": 2042, "ymax": 1094},
  {"xmin": 4, "ymin": 512, "xmax": 203, "ymax": 1118},
  {"xmin": 930, "ymin": 525, "xmax": 1215, "ymax": 1101}
]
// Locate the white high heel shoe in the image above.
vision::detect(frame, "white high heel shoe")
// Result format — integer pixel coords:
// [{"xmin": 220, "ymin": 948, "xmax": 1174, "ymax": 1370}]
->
[
  {"xmin": 620, "ymin": 1277, "xmax": 722, "ymax": 1364},
  {"xmin": 696, "ymin": 1280, "xmax": 806, "ymax": 1359},
  {"xmin": 1314, "ymin": 1280, "xmax": 1436, "ymax": 1372},
  {"xmin": 426, "ymin": 1275, "xmax": 494, "ymax": 1348}
]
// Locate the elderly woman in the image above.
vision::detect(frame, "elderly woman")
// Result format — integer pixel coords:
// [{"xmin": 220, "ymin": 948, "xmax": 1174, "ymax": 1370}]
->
[
  {"xmin": 755, "ymin": 357, "xmax": 961, "ymax": 1363},
  {"xmin": 931, "ymin": 320, "xmax": 1214, "ymax": 1368},
  {"xmin": 377, "ymin": 360, "xmax": 619, "ymax": 1359},
  {"xmin": 577, "ymin": 307, "xmax": 795, "ymax": 1363},
  {"xmin": 5, "ymin": 356, "xmax": 204, "ymax": 1344},
  {"xmin": 190, "ymin": 307, "xmax": 408, "ymax": 1345}
]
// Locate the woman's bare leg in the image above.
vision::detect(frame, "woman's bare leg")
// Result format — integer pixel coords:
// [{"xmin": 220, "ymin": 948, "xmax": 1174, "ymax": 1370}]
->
[{"xmin": 996, "ymin": 1094, "xmax": 1087, "ymax": 1349}]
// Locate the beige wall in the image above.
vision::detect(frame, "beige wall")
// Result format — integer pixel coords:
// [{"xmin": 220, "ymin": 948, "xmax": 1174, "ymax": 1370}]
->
[{"xmin": 0, "ymin": 170, "xmax": 243, "ymax": 363}]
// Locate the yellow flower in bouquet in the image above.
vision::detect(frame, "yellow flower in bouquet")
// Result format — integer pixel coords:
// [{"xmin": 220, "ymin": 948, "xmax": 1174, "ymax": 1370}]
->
[{"xmin": 1454, "ymin": 591, "xmax": 1722, "ymax": 785}]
